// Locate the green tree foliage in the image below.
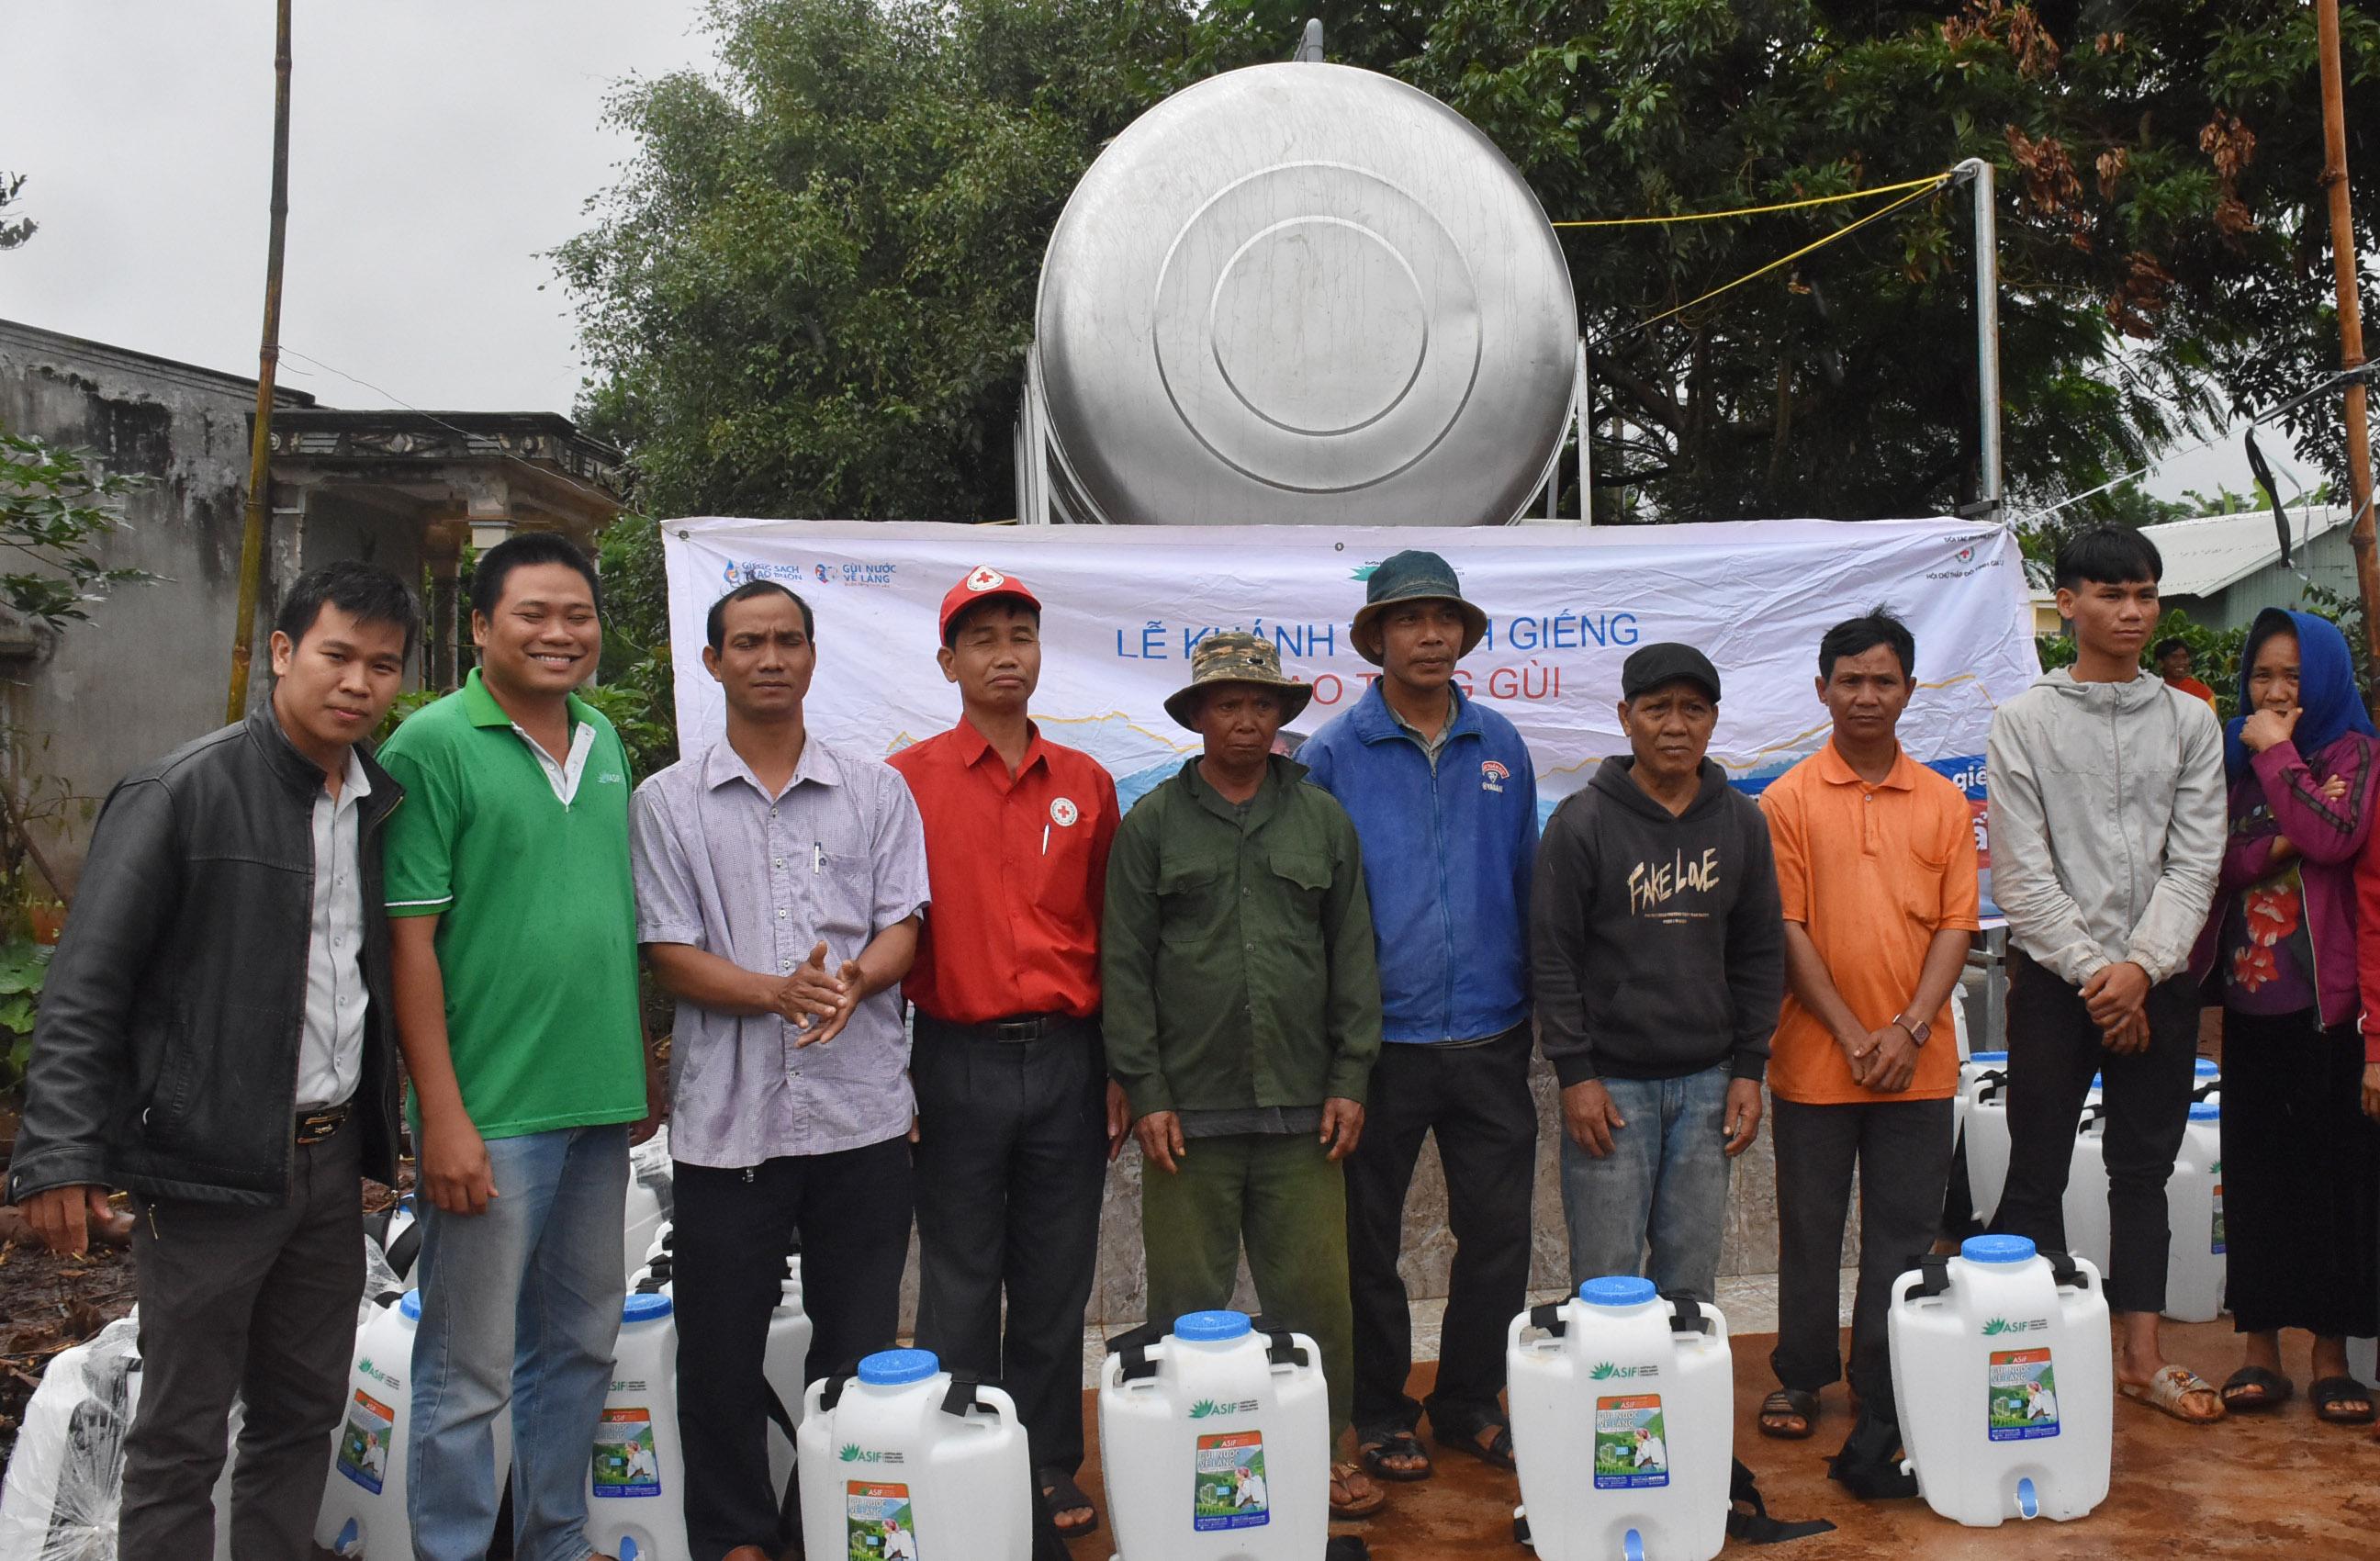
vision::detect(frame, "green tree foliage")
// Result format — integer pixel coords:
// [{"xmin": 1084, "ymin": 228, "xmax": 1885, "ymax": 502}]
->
[
  {"xmin": 562, "ymin": 1, "xmax": 2380, "ymax": 526},
  {"xmin": 0, "ymin": 171, "xmax": 33, "ymax": 252},
  {"xmin": 0, "ymin": 431, "xmax": 156, "ymax": 628}
]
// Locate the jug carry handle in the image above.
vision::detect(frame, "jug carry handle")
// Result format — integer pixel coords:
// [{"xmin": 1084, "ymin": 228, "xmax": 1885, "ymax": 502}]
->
[
  {"xmin": 1525, "ymin": 1300, "xmax": 1567, "ymax": 1339},
  {"xmin": 2037, "ymin": 1247, "xmax": 2091, "ymax": 1293},
  {"xmin": 1664, "ymin": 1293, "xmax": 1711, "ymax": 1338},
  {"xmin": 938, "ymin": 1369, "xmax": 1010, "ymax": 1421},
  {"xmin": 1908, "ymin": 1253, "xmax": 1953, "ymax": 1301},
  {"xmin": 2192, "ymin": 1078, "xmax": 2219, "ymax": 1103},
  {"xmin": 384, "ymin": 1219, "xmax": 423, "ymax": 1279},
  {"xmin": 1263, "ymin": 1328, "xmax": 1309, "ymax": 1371},
  {"xmin": 817, "ymin": 1364, "xmax": 866, "ymax": 1412},
  {"xmin": 1105, "ymin": 1320, "xmax": 1168, "ymax": 1385}
]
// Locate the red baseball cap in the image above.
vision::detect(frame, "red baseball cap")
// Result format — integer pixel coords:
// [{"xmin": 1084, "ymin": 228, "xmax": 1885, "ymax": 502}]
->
[{"xmin": 937, "ymin": 565, "xmax": 1042, "ymax": 643}]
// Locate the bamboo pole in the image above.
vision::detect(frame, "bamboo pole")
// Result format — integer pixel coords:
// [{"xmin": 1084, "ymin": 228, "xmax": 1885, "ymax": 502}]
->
[
  {"xmin": 2318, "ymin": 0, "xmax": 2380, "ymax": 681},
  {"xmin": 224, "ymin": 0, "xmax": 293, "ymax": 723}
]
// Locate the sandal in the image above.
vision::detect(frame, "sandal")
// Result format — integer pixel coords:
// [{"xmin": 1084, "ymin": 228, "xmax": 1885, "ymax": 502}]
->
[
  {"xmin": 1329, "ymin": 1461, "xmax": 1387, "ymax": 1520},
  {"xmin": 2310, "ymin": 1376, "xmax": 2376, "ymax": 1426},
  {"xmin": 2117, "ymin": 1364, "xmax": 2225, "ymax": 1424},
  {"xmin": 2219, "ymin": 1365, "xmax": 2295, "ymax": 1412},
  {"xmin": 1355, "ymin": 1427, "xmax": 1431, "ymax": 1482},
  {"xmin": 1038, "ymin": 1466, "xmax": 1099, "ymax": 1538},
  {"xmin": 1430, "ymin": 1409, "xmax": 1517, "ymax": 1470},
  {"xmin": 1758, "ymin": 1387, "xmax": 1820, "ymax": 1440}
]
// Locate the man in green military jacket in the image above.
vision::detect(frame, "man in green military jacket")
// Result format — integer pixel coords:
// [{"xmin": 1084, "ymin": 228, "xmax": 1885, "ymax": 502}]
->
[{"xmin": 1103, "ymin": 631, "xmax": 1386, "ymax": 1522}]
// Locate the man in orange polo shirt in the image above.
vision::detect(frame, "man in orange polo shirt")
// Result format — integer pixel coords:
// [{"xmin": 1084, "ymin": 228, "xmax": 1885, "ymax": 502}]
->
[
  {"xmin": 1755, "ymin": 608, "xmax": 1980, "ymax": 1467},
  {"xmin": 889, "ymin": 566, "xmax": 1127, "ymax": 1539}
]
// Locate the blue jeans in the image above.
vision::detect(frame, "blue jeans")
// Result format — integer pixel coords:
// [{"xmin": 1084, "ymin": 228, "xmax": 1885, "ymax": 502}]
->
[
  {"xmin": 1557, "ymin": 1065, "xmax": 1734, "ymax": 1300},
  {"xmin": 408, "ymin": 1124, "xmax": 629, "ymax": 1561}
]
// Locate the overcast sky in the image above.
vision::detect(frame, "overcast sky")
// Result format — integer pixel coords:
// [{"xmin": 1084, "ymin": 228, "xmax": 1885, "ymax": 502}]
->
[
  {"xmin": 0, "ymin": 0, "xmax": 2266, "ymax": 506},
  {"xmin": 2, "ymin": 0, "xmax": 716, "ymax": 416}
]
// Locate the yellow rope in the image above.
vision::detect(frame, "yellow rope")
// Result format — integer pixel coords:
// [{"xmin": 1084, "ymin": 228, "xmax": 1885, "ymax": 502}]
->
[
  {"xmin": 1612, "ymin": 175, "xmax": 1954, "ymax": 339},
  {"xmin": 1552, "ymin": 171, "xmax": 1955, "ymax": 228}
]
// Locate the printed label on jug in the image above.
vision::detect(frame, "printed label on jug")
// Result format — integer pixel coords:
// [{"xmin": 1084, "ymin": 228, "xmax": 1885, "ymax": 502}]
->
[
  {"xmin": 847, "ymin": 1481, "xmax": 917, "ymax": 1559},
  {"xmin": 1592, "ymin": 1394, "xmax": 1669, "ymax": 1489},
  {"xmin": 1987, "ymin": 1348, "xmax": 2060, "ymax": 1441},
  {"xmin": 335, "ymin": 1388, "xmax": 394, "ymax": 1494},
  {"xmin": 1193, "ymin": 1430, "xmax": 1269, "ymax": 1532},
  {"xmin": 590, "ymin": 1407, "xmax": 661, "ymax": 1497},
  {"xmin": 2211, "ymin": 1162, "xmax": 2226, "ymax": 1254}
]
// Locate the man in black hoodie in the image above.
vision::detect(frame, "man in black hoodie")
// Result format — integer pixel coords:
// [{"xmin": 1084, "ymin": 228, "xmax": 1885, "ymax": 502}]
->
[{"xmin": 1531, "ymin": 643, "xmax": 1785, "ymax": 1298}]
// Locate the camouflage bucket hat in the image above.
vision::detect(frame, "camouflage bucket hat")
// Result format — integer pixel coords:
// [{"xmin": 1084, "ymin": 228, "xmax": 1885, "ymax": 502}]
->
[{"xmin": 1162, "ymin": 631, "xmax": 1315, "ymax": 730}]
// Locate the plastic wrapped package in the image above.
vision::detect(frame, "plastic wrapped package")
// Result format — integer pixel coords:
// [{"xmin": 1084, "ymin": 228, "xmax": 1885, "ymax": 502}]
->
[{"xmin": 0, "ymin": 1319, "xmax": 235, "ymax": 1561}]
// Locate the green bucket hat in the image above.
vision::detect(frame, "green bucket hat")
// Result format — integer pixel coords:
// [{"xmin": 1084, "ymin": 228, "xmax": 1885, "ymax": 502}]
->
[
  {"xmin": 1350, "ymin": 549, "xmax": 1489, "ymax": 666},
  {"xmin": 1163, "ymin": 631, "xmax": 1315, "ymax": 730}
]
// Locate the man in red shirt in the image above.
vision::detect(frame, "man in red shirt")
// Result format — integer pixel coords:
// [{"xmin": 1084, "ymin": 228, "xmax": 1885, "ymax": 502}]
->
[
  {"xmin": 2156, "ymin": 637, "xmax": 2217, "ymax": 708},
  {"xmin": 889, "ymin": 566, "xmax": 1127, "ymax": 1538}
]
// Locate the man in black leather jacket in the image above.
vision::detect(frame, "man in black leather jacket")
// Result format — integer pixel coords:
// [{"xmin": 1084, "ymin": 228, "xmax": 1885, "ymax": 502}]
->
[{"xmin": 6, "ymin": 560, "xmax": 419, "ymax": 1561}]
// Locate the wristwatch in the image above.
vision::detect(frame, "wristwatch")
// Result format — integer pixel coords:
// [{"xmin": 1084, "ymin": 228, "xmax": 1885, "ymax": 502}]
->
[{"xmin": 1892, "ymin": 1014, "xmax": 1932, "ymax": 1047}]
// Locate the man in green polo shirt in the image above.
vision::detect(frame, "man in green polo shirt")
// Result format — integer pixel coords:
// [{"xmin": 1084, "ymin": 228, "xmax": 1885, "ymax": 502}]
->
[
  {"xmin": 1103, "ymin": 631, "xmax": 1386, "ymax": 1522},
  {"xmin": 377, "ymin": 533, "xmax": 651, "ymax": 1561}
]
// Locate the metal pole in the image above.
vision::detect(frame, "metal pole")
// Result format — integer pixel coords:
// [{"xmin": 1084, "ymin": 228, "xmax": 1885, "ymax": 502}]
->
[
  {"xmin": 225, "ymin": 0, "xmax": 293, "ymax": 723},
  {"xmin": 1576, "ymin": 340, "xmax": 1592, "ymax": 524},
  {"xmin": 2317, "ymin": 0, "xmax": 2380, "ymax": 681},
  {"xmin": 1954, "ymin": 156, "xmax": 2003, "ymax": 520}
]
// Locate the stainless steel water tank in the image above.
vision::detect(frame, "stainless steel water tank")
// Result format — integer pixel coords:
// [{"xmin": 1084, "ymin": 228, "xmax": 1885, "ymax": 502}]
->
[{"xmin": 1033, "ymin": 62, "xmax": 1578, "ymax": 526}]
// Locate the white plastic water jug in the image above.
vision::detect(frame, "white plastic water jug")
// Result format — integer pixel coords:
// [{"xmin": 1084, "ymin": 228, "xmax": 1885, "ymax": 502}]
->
[
  {"xmin": 2058, "ymin": 1108, "xmax": 2111, "ymax": 1277},
  {"xmin": 1097, "ymin": 1311, "xmax": 1330, "ymax": 1561},
  {"xmin": 1961, "ymin": 1053, "xmax": 2011, "ymax": 1223},
  {"xmin": 317, "ymin": 1290, "xmax": 514, "ymax": 1560},
  {"xmin": 2162, "ymin": 1102, "xmax": 2226, "ymax": 1323},
  {"xmin": 798, "ymin": 1348, "xmax": 1032, "ymax": 1561},
  {"xmin": 582, "ymin": 1292, "xmax": 688, "ymax": 1561},
  {"xmin": 1507, "ymin": 1277, "xmax": 1733, "ymax": 1561},
  {"xmin": 1889, "ymin": 1235, "xmax": 2112, "ymax": 1526},
  {"xmin": 762, "ymin": 1259, "xmax": 813, "ymax": 1501}
]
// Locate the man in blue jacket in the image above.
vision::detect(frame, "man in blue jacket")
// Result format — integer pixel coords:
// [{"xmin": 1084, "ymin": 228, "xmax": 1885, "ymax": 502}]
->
[{"xmin": 1303, "ymin": 550, "xmax": 1539, "ymax": 1480}]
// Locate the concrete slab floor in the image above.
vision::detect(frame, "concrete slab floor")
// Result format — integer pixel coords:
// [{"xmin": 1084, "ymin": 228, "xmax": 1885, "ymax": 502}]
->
[{"xmin": 1056, "ymin": 1321, "xmax": 2379, "ymax": 1559}]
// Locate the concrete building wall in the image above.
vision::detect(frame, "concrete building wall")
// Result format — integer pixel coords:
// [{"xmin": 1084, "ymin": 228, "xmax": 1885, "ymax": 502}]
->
[{"xmin": 0, "ymin": 320, "xmax": 300, "ymax": 889}]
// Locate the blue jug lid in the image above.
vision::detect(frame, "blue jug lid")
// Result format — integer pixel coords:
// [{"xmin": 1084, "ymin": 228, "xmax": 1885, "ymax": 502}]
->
[
  {"xmin": 622, "ymin": 1292, "xmax": 673, "ymax": 1323},
  {"xmin": 2188, "ymin": 1102, "xmax": 2221, "ymax": 1122},
  {"xmin": 2090, "ymin": 1072, "xmax": 2104, "ymax": 1089},
  {"xmin": 399, "ymin": 1289, "xmax": 422, "ymax": 1320},
  {"xmin": 859, "ymin": 1347, "xmax": 938, "ymax": 1386},
  {"xmin": 1577, "ymin": 1275, "xmax": 1658, "ymax": 1308},
  {"xmin": 1968, "ymin": 1050, "xmax": 2008, "ymax": 1064},
  {"xmin": 2195, "ymin": 1058, "xmax": 2220, "ymax": 1076},
  {"xmin": 1173, "ymin": 1309, "xmax": 1253, "ymax": 1342},
  {"xmin": 1961, "ymin": 1234, "xmax": 2036, "ymax": 1264}
]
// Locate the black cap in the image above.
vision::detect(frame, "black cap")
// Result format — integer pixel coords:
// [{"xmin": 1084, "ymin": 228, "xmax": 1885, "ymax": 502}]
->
[{"xmin": 1622, "ymin": 642, "xmax": 1722, "ymax": 702}]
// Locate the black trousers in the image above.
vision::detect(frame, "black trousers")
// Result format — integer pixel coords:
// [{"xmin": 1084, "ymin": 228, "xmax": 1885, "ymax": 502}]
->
[
  {"xmin": 121, "ymin": 1123, "xmax": 364, "ymax": 1561},
  {"xmin": 1769, "ymin": 1095, "xmax": 1954, "ymax": 1421},
  {"xmin": 1990, "ymin": 951, "xmax": 2199, "ymax": 1314},
  {"xmin": 1344, "ymin": 1023, "xmax": 1537, "ymax": 1433},
  {"xmin": 910, "ymin": 1014, "xmax": 1108, "ymax": 1477},
  {"xmin": 674, "ymin": 1137, "xmax": 914, "ymax": 1561},
  {"xmin": 2219, "ymin": 1007, "xmax": 2380, "ymax": 1337}
]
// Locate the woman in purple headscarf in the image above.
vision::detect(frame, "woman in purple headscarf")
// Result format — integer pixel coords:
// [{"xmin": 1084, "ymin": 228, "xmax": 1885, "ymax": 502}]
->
[{"xmin": 2189, "ymin": 608, "xmax": 2380, "ymax": 1424}]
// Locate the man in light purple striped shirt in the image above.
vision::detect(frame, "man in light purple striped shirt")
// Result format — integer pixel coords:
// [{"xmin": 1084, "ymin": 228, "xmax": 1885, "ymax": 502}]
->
[{"xmin": 629, "ymin": 579, "xmax": 929, "ymax": 1561}]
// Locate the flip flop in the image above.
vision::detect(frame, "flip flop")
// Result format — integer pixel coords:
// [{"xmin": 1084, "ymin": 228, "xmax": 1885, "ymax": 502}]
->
[
  {"xmin": 1038, "ymin": 1466, "xmax": 1100, "ymax": 1538},
  {"xmin": 2310, "ymin": 1376, "xmax": 2376, "ymax": 1425},
  {"xmin": 1356, "ymin": 1428, "xmax": 1432, "ymax": 1482},
  {"xmin": 1329, "ymin": 1461, "xmax": 1388, "ymax": 1520},
  {"xmin": 2219, "ymin": 1365, "xmax": 2295, "ymax": 1411},
  {"xmin": 1758, "ymin": 1387, "xmax": 1821, "ymax": 1440},
  {"xmin": 1431, "ymin": 1409, "xmax": 1517, "ymax": 1470},
  {"xmin": 2117, "ymin": 1364, "xmax": 2225, "ymax": 1424}
]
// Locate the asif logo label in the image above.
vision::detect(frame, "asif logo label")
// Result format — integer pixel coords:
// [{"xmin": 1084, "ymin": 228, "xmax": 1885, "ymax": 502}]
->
[
  {"xmin": 1480, "ymin": 759, "xmax": 1510, "ymax": 794},
  {"xmin": 838, "ymin": 1443, "xmax": 906, "ymax": 1465},
  {"xmin": 1981, "ymin": 1317, "xmax": 2049, "ymax": 1337},
  {"xmin": 1188, "ymin": 1398, "xmax": 1260, "ymax": 1419},
  {"xmin": 1589, "ymin": 1362, "xmax": 1659, "ymax": 1380},
  {"xmin": 356, "ymin": 1357, "xmax": 399, "ymax": 1389}
]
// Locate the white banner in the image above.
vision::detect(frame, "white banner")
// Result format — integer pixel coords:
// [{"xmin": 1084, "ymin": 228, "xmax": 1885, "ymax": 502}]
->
[{"xmin": 660, "ymin": 518, "xmax": 2038, "ymax": 828}]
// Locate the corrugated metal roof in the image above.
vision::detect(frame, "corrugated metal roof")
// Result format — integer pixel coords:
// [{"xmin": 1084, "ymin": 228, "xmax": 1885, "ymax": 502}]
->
[{"xmin": 2140, "ymin": 503, "xmax": 2352, "ymax": 598}]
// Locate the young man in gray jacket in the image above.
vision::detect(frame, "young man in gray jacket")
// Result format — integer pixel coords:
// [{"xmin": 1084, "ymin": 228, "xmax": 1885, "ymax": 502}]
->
[{"xmin": 1986, "ymin": 524, "xmax": 2227, "ymax": 1423}]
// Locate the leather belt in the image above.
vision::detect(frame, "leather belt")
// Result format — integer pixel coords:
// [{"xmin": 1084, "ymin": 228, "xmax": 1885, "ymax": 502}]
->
[
  {"xmin": 295, "ymin": 1103, "xmax": 351, "ymax": 1145},
  {"xmin": 930, "ymin": 1012, "xmax": 1095, "ymax": 1045}
]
